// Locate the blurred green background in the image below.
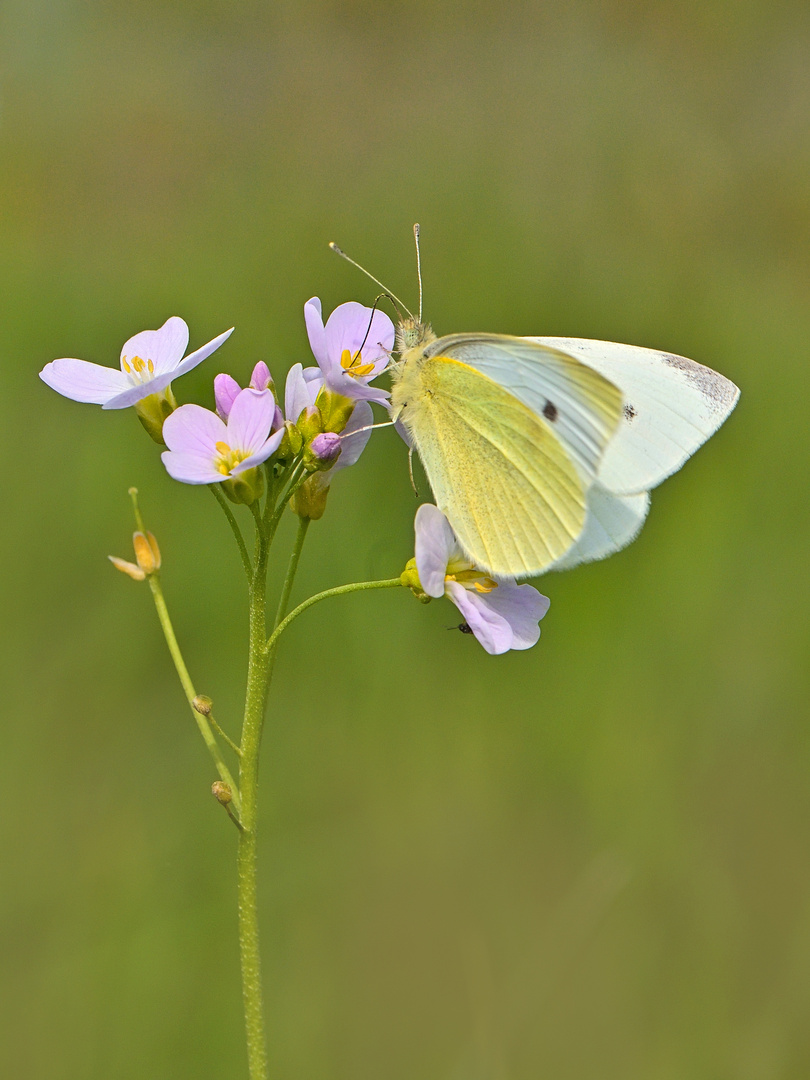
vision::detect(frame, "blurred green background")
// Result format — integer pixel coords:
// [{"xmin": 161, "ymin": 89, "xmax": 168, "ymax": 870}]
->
[{"xmin": 3, "ymin": 0, "xmax": 810, "ymax": 1076}]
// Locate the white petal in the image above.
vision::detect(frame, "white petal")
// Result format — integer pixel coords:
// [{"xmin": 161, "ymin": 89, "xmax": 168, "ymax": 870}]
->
[{"xmin": 39, "ymin": 358, "xmax": 130, "ymax": 404}]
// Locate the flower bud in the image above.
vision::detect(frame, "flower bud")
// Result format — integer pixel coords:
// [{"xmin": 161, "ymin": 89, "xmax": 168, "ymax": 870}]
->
[
  {"xmin": 108, "ymin": 555, "xmax": 146, "ymax": 581},
  {"xmin": 223, "ymin": 465, "xmax": 265, "ymax": 506},
  {"xmin": 214, "ymin": 373, "xmax": 241, "ymax": 420},
  {"xmin": 211, "ymin": 781, "xmax": 233, "ymax": 805},
  {"xmin": 316, "ymin": 388, "xmax": 355, "ymax": 435},
  {"xmin": 400, "ymin": 557, "xmax": 432, "ymax": 603},
  {"xmin": 296, "ymin": 405, "xmax": 323, "ymax": 443},
  {"xmin": 277, "ymin": 420, "xmax": 304, "ymax": 463},
  {"xmin": 290, "ymin": 472, "xmax": 330, "ymax": 520},
  {"xmin": 304, "ymin": 432, "xmax": 342, "ymax": 473},
  {"xmin": 133, "ymin": 386, "xmax": 177, "ymax": 444},
  {"xmin": 193, "ymin": 694, "xmax": 213, "ymax": 716},
  {"xmin": 249, "ymin": 361, "xmax": 273, "ymax": 393},
  {"xmin": 133, "ymin": 531, "xmax": 161, "ymax": 575}
]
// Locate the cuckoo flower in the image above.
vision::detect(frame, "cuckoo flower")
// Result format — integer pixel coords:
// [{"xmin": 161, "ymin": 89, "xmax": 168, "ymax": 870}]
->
[
  {"xmin": 412, "ymin": 504, "xmax": 550, "ymax": 655},
  {"xmin": 161, "ymin": 388, "xmax": 283, "ymax": 493},
  {"xmin": 40, "ymin": 317, "xmax": 233, "ymax": 410},
  {"xmin": 304, "ymin": 298, "xmax": 394, "ymax": 405}
]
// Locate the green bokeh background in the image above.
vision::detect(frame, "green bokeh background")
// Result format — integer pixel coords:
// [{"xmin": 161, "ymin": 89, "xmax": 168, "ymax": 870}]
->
[{"xmin": 3, "ymin": 1, "xmax": 810, "ymax": 1076}]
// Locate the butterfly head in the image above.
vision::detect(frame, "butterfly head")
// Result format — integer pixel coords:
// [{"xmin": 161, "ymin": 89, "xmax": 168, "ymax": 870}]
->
[{"xmin": 396, "ymin": 317, "xmax": 436, "ymax": 357}]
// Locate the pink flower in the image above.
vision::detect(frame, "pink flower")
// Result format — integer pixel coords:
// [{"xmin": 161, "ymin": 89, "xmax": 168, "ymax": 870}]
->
[
  {"xmin": 304, "ymin": 298, "xmax": 394, "ymax": 405},
  {"xmin": 414, "ymin": 505, "xmax": 550, "ymax": 655},
  {"xmin": 40, "ymin": 317, "xmax": 233, "ymax": 409},
  {"xmin": 161, "ymin": 388, "xmax": 283, "ymax": 485}
]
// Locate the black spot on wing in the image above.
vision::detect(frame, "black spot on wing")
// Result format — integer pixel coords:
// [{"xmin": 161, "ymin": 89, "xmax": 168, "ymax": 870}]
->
[
  {"xmin": 623, "ymin": 404, "xmax": 637, "ymax": 421},
  {"xmin": 543, "ymin": 400, "xmax": 558, "ymax": 421}
]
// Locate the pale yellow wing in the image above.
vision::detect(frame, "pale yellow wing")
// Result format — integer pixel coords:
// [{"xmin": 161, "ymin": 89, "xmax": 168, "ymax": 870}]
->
[{"xmin": 404, "ymin": 356, "xmax": 589, "ymax": 576}]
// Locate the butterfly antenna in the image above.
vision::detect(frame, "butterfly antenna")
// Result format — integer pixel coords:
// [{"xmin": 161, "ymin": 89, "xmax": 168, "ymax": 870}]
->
[
  {"xmin": 413, "ymin": 223, "xmax": 423, "ymax": 325},
  {"xmin": 356, "ymin": 294, "xmax": 393, "ymax": 359},
  {"xmin": 329, "ymin": 242, "xmax": 415, "ymax": 321}
]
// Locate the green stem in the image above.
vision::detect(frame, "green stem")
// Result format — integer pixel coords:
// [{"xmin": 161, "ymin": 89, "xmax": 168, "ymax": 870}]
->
[
  {"xmin": 265, "ymin": 578, "xmax": 403, "ymax": 655},
  {"xmin": 147, "ymin": 574, "xmax": 242, "ymax": 815},
  {"xmin": 273, "ymin": 516, "xmax": 310, "ymax": 628},
  {"xmin": 210, "ymin": 484, "xmax": 252, "ymax": 579},
  {"xmin": 236, "ymin": 518, "xmax": 272, "ymax": 1079}
]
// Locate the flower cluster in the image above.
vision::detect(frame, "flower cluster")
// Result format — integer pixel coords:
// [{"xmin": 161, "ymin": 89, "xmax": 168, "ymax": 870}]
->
[{"xmin": 39, "ymin": 296, "xmax": 549, "ymax": 655}]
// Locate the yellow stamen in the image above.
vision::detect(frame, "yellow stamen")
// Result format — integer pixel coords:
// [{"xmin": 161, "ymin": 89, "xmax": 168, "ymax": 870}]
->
[
  {"xmin": 215, "ymin": 441, "xmax": 231, "ymax": 455},
  {"xmin": 132, "ymin": 356, "xmax": 146, "ymax": 373},
  {"xmin": 147, "ymin": 358, "xmax": 154, "ymax": 373},
  {"xmin": 340, "ymin": 347, "xmax": 375, "ymax": 378},
  {"xmin": 122, "ymin": 357, "xmax": 132, "ymax": 374}
]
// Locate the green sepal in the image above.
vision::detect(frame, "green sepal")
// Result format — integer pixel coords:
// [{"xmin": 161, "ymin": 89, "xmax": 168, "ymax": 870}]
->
[
  {"xmin": 134, "ymin": 386, "xmax": 177, "ymax": 444},
  {"xmin": 400, "ymin": 558, "xmax": 432, "ymax": 603},
  {"xmin": 222, "ymin": 466, "xmax": 265, "ymax": 506}
]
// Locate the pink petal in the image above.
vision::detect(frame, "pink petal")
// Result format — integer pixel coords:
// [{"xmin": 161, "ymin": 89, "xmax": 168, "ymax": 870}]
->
[
  {"xmin": 172, "ymin": 326, "xmax": 234, "ymax": 378},
  {"xmin": 227, "ymin": 388, "xmax": 277, "ymax": 454},
  {"xmin": 284, "ymin": 363, "xmax": 321, "ymax": 423},
  {"xmin": 304, "ymin": 297, "xmax": 327, "ymax": 367},
  {"xmin": 214, "ymin": 373, "xmax": 241, "ymax": 420},
  {"xmin": 121, "ymin": 317, "xmax": 189, "ymax": 377},
  {"xmin": 39, "ymin": 358, "xmax": 130, "ymax": 404},
  {"xmin": 250, "ymin": 361, "xmax": 272, "ymax": 391},
  {"xmin": 445, "ymin": 581, "xmax": 513, "ymax": 654},
  {"xmin": 162, "ymin": 403, "xmax": 226, "ymax": 456},
  {"xmin": 231, "ymin": 428, "xmax": 285, "ymax": 473},
  {"xmin": 323, "ymin": 302, "xmax": 394, "ymax": 368},
  {"xmin": 161, "ymin": 450, "xmax": 225, "ymax": 485},
  {"xmin": 335, "ymin": 401, "xmax": 373, "ymax": 472},
  {"xmin": 414, "ymin": 504, "xmax": 457, "ymax": 598}
]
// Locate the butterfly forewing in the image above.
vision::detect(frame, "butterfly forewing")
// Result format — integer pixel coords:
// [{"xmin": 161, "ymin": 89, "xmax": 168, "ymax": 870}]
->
[
  {"xmin": 528, "ymin": 337, "xmax": 741, "ymax": 495},
  {"xmin": 428, "ymin": 334, "xmax": 624, "ymax": 486},
  {"xmin": 405, "ymin": 356, "xmax": 588, "ymax": 576}
]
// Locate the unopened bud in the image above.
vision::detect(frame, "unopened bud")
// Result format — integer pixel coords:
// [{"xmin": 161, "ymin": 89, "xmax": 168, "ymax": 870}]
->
[
  {"xmin": 193, "ymin": 695, "xmax": 213, "ymax": 716},
  {"xmin": 108, "ymin": 555, "xmax": 146, "ymax": 581},
  {"xmin": 291, "ymin": 472, "xmax": 330, "ymax": 520},
  {"xmin": 304, "ymin": 431, "xmax": 342, "ymax": 472},
  {"xmin": 296, "ymin": 405, "xmax": 323, "ymax": 443},
  {"xmin": 249, "ymin": 361, "xmax": 273, "ymax": 393},
  {"xmin": 400, "ymin": 557, "xmax": 431, "ymax": 603},
  {"xmin": 316, "ymin": 388, "xmax": 355, "ymax": 434},
  {"xmin": 277, "ymin": 420, "xmax": 304, "ymax": 462},
  {"xmin": 133, "ymin": 530, "xmax": 161, "ymax": 575},
  {"xmin": 211, "ymin": 781, "xmax": 233, "ymax": 805}
]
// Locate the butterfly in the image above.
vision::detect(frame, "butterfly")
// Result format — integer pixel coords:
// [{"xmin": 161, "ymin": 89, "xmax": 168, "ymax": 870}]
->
[{"xmin": 332, "ymin": 232, "xmax": 740, "ymax": 579}]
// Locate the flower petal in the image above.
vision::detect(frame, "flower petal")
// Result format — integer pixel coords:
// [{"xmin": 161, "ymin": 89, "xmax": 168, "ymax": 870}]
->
[
  {"xmin": 171, "ymin": 326, "xmax": 234, "ymax": 379},
  {"xmin": 414, "ymin": 504, "xmax": 457, "ymax": 598},
  {"xmin": 162, "ymin": 403, "xmax": 226, "ymax": 456},
  {"xmin": 304, "ymin": 297, "xmax": 327, "ymax": 367},
  {"xmin": 231, "ymin": 428, "xmax": 285, "ymax": 473},
  {"xmin": 227, "ymin": 388, "xmax": 277, "ymax": 454},
  {"xmin": 284, "ymin": 363, "xmax": 321, "ymax": 423},
  {"xmin": 323, "ymin": 302, "xmax": 394, "ymax": 371},
  {"xmin": 214, "ymin": 373, "xmax": 241, "ymax": 420},
  {"xmin": 161, "ymin": 450, "xmax": 225, "ymax": 485},
  {"xmin": 39, "ymin": 358, "xmax": 130, "ymax": 404},
  {"xmin": 446, "ymin": 580, "xmax": 550, "ymax": 654},
  {"xmin": 121, "ymin": 317, "xmax": 189, "ymax": 377},
  {"xmin": 445, "ymin": 581, "xmax": 513, "ymax": 654},
  {"xmin": 335, "ymin": 401, "xmax": 373, "ymax": 472}
]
